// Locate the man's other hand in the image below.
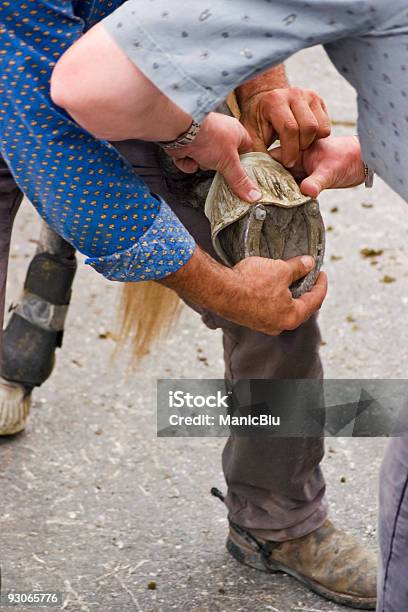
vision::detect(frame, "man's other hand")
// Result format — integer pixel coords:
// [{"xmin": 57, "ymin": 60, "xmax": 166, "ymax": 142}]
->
[
  {"xmin": 228, "ymin": 255, "xmax": 327, "ymax": 334},
  {"xmin": 239, "ymin": 87, "xmax": 331, "ymax": 166},
  {"xmin": 271, "ymin": 135, "xmax": 365, "ymax": 197},
  {"xmin": 162, "ymin": 248, "xmax": 327, "ymax": 336}
]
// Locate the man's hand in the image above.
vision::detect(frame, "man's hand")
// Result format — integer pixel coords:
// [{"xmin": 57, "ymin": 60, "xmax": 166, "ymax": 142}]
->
[
  {"xmin": 169, "ymin": 88, "xmax": 331, "ymax": 202},
  {"xmin": 271, "ymin": 135, "xmax": 365, "ymax": 197},
  {"xmin": 169, "ymin": 112, "xmax": 262, "ymax": 203},
  {"xmin": 227, "ymin": 255, "xmax": 327, "ymax": 334},
  {"xmin": 162, "ymin": 247, "xmax": 327, "ymax": 335},
  {"xmin": 239, "ymin": 88, "xmax": 331, "ymax": 166}
]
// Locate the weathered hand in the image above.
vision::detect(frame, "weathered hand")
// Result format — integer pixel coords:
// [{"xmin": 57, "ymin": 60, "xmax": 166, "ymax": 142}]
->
[
  {"xmin": 239, "ymin": 87, "xmax": 331, "ymax": 167},
  {"xmin": 271, "ymin": 135, "xmax": 366, "ymax": 197},
  {"xmin": 168, "ymin": 112, "xmax": 262, "ymax": 203},
  {"xmin": 162, "ymin": 247, "xmax": 327, "ymax": 336},
  {"xmin": 228, "ymin": 255, "xmax": 327, "ymax": 334}
]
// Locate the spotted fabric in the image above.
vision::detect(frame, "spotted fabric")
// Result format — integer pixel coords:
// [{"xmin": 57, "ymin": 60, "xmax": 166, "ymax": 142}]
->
[
  {"xmin": 104, "ymin": 0, "xmax": 408, "ymax": 203},
  {"xmin": 0, "ymin": 1, "xmax": 195, "ymax": 282}
]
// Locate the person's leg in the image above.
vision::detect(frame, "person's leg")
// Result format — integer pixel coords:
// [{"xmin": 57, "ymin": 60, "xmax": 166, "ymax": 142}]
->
[
  {"xmin": 115, "ymin": 139, "xmax": 327, "ymax": 538},
  {"xmin": 377, "ymin": 437, "xmax": 408, "ymax": 612},
  {"xmin": 116, "ymin": 140, "xmax": 369, "ymax": 540},
  {"xmin": 220, "ymin": 319, "xmax": 326, "ymax": 541},
  {"xmin": 119, "ymin": 136, "xmax": 349, "ymax": 554},
  {"xmin": 115, "ymin": 138, "xmax": 376, "ymax": 607}
]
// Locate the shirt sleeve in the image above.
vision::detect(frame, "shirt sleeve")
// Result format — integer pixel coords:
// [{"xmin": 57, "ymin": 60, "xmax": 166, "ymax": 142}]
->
[
  {"xmin": 101, "ymin": 0, "xmax": 375, "ymax": 123},
  {"xmin": 0, "ymin": 1, "xmax": 195, "ymax": 282}
]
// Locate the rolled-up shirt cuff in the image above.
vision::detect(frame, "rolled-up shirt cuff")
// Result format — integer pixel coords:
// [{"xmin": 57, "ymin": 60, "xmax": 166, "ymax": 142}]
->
[{"xmin": 86, "ymin": 197, "xmax": 196, "ymax": 281}]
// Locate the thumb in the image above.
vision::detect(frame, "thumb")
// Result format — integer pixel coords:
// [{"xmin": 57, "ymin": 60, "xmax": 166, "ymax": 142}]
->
[
  {"xmin": 285, "ymin": 255, "xmax": 315, "ymax": 284},
  {"xmin": 300, "ymin": 167, "xmax": 332, "ymax": 197},
  {"xmin": 221, "ymin": 152, "xmax": 262, "ymax": 203}
]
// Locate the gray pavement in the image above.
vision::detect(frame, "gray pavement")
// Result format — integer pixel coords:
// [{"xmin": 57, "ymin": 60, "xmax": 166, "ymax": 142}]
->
[{"xmin": 2, "ymin": 46, "xmax": 408, "ymax": 611}]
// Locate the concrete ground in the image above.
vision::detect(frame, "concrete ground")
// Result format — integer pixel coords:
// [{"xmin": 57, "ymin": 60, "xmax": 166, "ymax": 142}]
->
[{"xmin": 2, "ymin": 46, "xmax": 408, "ymax": 611}]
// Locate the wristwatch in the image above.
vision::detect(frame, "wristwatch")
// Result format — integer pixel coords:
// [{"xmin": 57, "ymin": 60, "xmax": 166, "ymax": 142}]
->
[{"xmin": 158, "ymin": 120, "xmax": 201, "ymax": 151}]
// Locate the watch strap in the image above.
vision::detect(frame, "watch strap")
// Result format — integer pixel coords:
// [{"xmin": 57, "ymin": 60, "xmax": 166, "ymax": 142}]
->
[{"xmin": 158, "ymin": 120, "xmax": 201, "ymax": 150}]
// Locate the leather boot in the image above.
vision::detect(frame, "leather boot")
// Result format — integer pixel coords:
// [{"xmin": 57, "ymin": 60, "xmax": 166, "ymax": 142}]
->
[{"xmin": 227, "ymin": 519, "xmax": 377, "ymax": 609}]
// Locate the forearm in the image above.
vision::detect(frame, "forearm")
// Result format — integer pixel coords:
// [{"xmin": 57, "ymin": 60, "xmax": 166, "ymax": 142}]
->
[
  {"xmin": 52, "ymin": 32, "xmax": 289, "ymax": 142},
  {"xmin": 162, "ymin": 244, "xmax": 327, "ymax": 337},
  {"xmin": 51, "ymin": 23, "xmax": 192, "ymax": 142},
  {"xmin": 235, "ymin": 64, "xmax": 289, "ymax": 107},
  {"xmin": 160, "ymin": 247, "xmax": 237, "ymax": 316}
]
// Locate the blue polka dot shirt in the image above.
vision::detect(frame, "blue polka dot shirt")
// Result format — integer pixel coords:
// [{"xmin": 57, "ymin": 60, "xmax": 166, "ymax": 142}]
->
[{"xmin": 0, "ymin": 1, "xmax": 195, "ymax": 282}]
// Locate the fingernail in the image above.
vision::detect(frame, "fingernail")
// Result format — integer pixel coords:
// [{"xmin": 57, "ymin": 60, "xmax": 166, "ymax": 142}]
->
[
  {"xmin": 301, "ymin": 255, "xmax": 315, "ymax": 269},
  {"xmin": 248, "ymin": 189, "xmax": 262, "ymax": 201},
  {"xmin": 286, "ymin": 160, "xmax": 296, "ymax": 168}
]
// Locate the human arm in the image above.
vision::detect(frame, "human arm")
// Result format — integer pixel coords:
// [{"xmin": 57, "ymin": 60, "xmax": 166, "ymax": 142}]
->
[
  {"xmin": 50, "ymin": 23, "xmax": 261, "ymax": 203},
  {"xmin": 50, "ymin": 26, "xmax": 327, "ymax": 202},
  {"xmin": 0, "ymin": 2, "xmax": 195, "ymax": 283},
  {"xmin": 161, "ymin": 247, "xmax": 327, "ymax": 336},
  {"xmin": 49, "ymin": 0, "xmax": 346, "ymax": 201},
  {"xmin": 51, "ymin": 32, "xmax": 328, "ymax": 163}
]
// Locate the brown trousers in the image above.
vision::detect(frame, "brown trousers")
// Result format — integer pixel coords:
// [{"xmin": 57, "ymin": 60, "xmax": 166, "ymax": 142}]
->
[{"xmin": 0, "ymin": 141, "xmax": 327, "ymax": 541}]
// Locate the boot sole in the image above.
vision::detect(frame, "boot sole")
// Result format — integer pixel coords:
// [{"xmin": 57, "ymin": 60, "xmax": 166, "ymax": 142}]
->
[{"xmin": 227, "ymin": 533, "xmax": 376, "ymax": 610}]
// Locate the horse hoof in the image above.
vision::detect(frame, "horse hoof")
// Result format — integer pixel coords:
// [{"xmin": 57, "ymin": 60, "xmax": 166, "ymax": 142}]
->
[{"xmin": 0, "ymin": 378, "xmax": 31, "ymax": 436}]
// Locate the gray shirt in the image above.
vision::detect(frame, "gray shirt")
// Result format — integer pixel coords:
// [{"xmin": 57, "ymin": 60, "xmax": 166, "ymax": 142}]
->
[{"xmin": 103, "ymin": 0, "xmax": 408, "ymax": 203}]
